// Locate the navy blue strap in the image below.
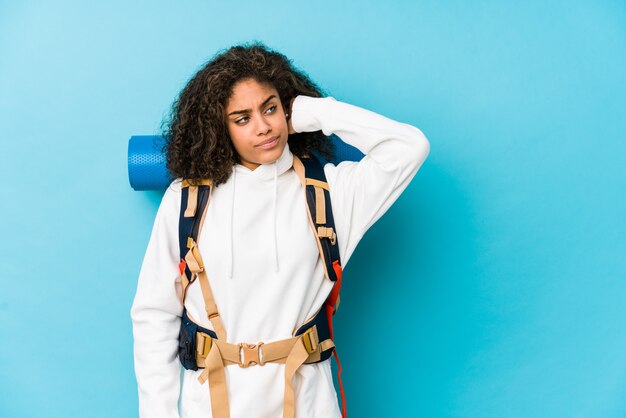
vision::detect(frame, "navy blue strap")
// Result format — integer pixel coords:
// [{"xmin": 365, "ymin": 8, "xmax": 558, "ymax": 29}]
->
[
  {"xmin": 179, "ymin": 184, "xmax": 211, "ymax": 281},
  {"xmin": 300, "ymin": 155, "xmax": 342, "ymax": 282}
]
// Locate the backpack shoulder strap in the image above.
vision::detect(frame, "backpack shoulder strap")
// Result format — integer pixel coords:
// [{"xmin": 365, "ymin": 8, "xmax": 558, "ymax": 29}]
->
[
  {"xmin": 292, "ymin": 155, "xmax": 347, "ymax": 417},
  {"xmin": 178, "ymin": 179, "xmax": 212, "ymax": 304},
  {"xmin": 292, "ymin": 155, "xmax": 343, "ymax": 283},
  {"xmin": 178, "ymin": 178, "xmax": 228, "ymax": 342}
]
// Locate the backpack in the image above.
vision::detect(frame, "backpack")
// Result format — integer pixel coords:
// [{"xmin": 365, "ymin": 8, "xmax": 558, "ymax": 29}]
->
[{"xmin": 176, "ymin": 154, "xmax": 346, "ymax": 418}]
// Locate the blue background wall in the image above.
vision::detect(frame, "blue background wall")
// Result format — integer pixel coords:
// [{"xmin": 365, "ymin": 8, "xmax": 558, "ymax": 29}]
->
[{"xmin": 1, "ymin": 1, "xmax": 625, "ymax": 417}]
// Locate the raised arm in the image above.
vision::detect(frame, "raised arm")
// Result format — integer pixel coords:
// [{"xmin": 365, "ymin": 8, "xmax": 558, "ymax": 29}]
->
[
  {"xmin": 290, "ymin": 95, "xmax": 430, "ymax": 265},
  {"xmin": 130, "ymin": 184, "xmax": 183, "ymax": 418}
]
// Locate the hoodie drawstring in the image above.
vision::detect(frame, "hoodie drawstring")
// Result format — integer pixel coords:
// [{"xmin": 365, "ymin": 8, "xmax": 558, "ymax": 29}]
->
[
  {"xmin": 228, "ymin": 161, "xmax": 279, "ymax": 277},
  {"xmin": 273, "ymin": 161, "xmax": 279, "ymax": 273},
  {"xmin": 227, "ymin": 144, "xmax": 291, "ymax": 279},
  {"xmin": 228, "ymin": 168, "xmax": 236, "ymax": 279}
]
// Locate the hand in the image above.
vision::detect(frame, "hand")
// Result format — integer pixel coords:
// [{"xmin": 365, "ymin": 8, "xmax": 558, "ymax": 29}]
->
[{"xmin": 287, "ymin": 97, "xmax": 296, "ymax": 135}]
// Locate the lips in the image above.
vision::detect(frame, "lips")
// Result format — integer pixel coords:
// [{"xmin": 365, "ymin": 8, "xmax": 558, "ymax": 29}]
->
[{"xmin": 256, "ymin": 136, "xmax": 279, "ymax": 147}]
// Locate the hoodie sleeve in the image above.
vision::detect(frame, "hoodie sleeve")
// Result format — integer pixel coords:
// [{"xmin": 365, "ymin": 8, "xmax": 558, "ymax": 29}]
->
[
  {"xmin": 130, "ymin": 182, "xmax": 183, "ymax": 418},
  {"xmin": 290, "ymin": 95, "xmax": 430, "ymax": 266}
]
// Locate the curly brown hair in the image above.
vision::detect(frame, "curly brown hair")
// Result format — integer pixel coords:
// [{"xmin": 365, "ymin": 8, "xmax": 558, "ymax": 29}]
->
[{"xmin": 161, "ymin": 41, "xmax": 335, "ymax": 186}]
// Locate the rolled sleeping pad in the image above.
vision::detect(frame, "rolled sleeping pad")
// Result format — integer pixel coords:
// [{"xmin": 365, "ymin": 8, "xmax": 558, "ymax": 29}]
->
[
  {"xmin": 128, "ymin": 135, "xmax": 172, "ymax": 191},
  {"xmin": 128, "ymin": 134, "xmax": 364, "ymax": 191}
]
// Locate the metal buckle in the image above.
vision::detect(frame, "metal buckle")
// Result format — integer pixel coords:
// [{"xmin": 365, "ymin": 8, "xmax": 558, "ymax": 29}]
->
[
  {"xmin": 301, "ymin": 326, "xmax": 319, "ymax": 354},
  {"xmin": 196, "ymin": 332, "xmax": 213, "ymax": 359},
  {"xmin": 238, "ymin": 342, "xmax": 265, "ymax": 367}
]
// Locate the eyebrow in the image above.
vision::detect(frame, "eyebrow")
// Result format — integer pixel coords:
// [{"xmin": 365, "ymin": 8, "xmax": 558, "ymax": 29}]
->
[{"xmin": 227, "ymin": 94, "xmax": 277, "ymax": 117}]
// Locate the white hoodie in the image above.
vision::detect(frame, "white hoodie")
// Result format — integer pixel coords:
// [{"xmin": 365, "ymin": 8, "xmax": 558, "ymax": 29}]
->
[{"xmin": 131, "ymin": 95, "xmax": 430, "ymax": 418}]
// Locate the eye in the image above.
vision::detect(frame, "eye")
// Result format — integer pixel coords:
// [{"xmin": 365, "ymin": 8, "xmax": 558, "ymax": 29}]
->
[
  {"xmin": 265, "ymin": 105, "xmax": 277, "ymax": 114},
  {"xmin": 235, "ymin": 116, "xmax": 249, "ymax": 125}
]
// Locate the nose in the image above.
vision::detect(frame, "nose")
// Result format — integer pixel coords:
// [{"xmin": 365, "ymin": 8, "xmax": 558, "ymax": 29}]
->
[{"xmin": 256, "ymin": 115, "xmax": 272, "ymax": 136}]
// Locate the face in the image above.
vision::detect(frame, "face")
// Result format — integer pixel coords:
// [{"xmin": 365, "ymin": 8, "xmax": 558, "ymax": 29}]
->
[{"xmin": 225, "ymin": 78, "xmax": 289, "ymax": 171}]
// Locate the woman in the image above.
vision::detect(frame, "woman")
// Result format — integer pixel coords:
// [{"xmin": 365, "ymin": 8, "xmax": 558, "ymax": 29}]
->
[{"xmin": 131, "ymin": 41, "xmax": 430, "ymax": 418}]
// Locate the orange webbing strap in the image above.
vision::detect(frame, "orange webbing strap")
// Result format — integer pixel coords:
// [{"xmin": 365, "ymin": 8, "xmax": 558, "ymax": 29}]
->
[
  {"xmin": 195, "ymin": 327, "xmax": 326, "ymax": 368},
  {"xmin": 203, "ymin": 336, "xmax": 315, "ymax": 418},
  {"xmin": 181, "ymin": 180, "xmax": 213, "ymax": 220},
  {"xmin": 196, "ymin": 339, "xmax": 236, "ymax": 418},
  {"xmin": 185, "ymin": 184, "xmax": 231, "ymax": 418},
  {"xmin": 181, "ymin": 179, "xmax": 214, "ymax": 188},
  {"xmin": 197, "ymin": 269, "xmax": 227, "ymax": 341},
  {"xmin": 283, "ymin": 337, "xmax": 311, "ymax": 418},
  {"xmin": 314, "ymin": 186, "xmax": 326, "ymax": 224},
  {"xmin": 185, "ymin": 245, "xmax": 227, "ymax": 341},
  {"xmin": 184, "ymin": 240, "xmax": 203, "ymax": 271},
  {"xmin": 197, "ymin": 334, "xmax": 308, "ymax": 368},
  {"xmin": 184, "ymin": 185, "xmax": 199, "ymax": 217},
  {"xmin": 182, "ymin": 185, "xmax": 227, "ymax": 341},
  {"xmin": 203, "ymin": 342, "xmax": 230, "ymax": 418},
  {"xmin": 196, "ymin": 333, "xmax": 317, "ymax": 418},
  {"xmin": 317, "ymin": 226, "xmax": 337, "ymax": 245}
]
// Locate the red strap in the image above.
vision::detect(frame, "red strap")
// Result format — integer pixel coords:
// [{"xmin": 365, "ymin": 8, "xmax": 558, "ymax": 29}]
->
[
  {"xmin": 326, "ymin": 301, "xmax": 347, "ymax": 417},
  {"xmin": 328, "ymin": 260, "xmax": 343, "ymax": 306},
  {"xmin": 325, "ymin": 260, "xmax": 343, "ymax": 339},
  {"xmin": 325, "ymin": 304, "xmax": 335, "ymax": 339},
  {"xmin": 334, "ymin": 349, "xmax": 347, "ymax": 418},
  {"xmin": 178, "ymin": 258, "xmax": 187, "ymax": 275},
  {"xmin": 326, "ymin": 260, "xmax": 346, "ymax": 416}
]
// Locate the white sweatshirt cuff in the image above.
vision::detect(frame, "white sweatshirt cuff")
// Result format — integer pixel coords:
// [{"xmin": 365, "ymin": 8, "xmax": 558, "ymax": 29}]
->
[{"xmin": 290, "ymin": 95, "xmax": 337, "ymax": 134}]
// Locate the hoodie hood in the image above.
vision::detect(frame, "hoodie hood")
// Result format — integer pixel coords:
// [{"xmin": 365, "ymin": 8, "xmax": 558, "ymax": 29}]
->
[{"xmin": 227, "ymin": 142, "xmax": 294, "ymax": 278}]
